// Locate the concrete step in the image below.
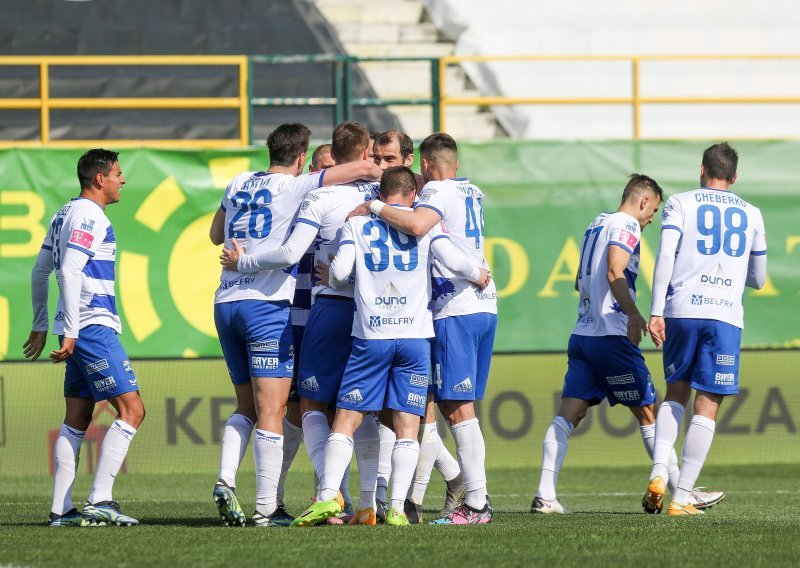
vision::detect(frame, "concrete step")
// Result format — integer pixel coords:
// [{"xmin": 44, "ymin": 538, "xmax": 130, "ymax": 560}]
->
[
  {"xmin": 315, "ymin": 1, "xmax": 423, "ymax": 25},
  {"xmin": 343, "ymin": 41, "xmax": 454, "ymax": 58},
  {"xmin": 389, "ymin": 105, "xmax": 501, "ymax": 141}
]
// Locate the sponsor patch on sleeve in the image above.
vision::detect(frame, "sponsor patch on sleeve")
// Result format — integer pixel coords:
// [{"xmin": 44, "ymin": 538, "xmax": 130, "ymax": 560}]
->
[
  {"xmin": 69, "ymin": 229, "xmax": 95, "ymax": 248},
  {"xmin": 617, "ymin": 230, "xmax": 638, "ymax": 248}
]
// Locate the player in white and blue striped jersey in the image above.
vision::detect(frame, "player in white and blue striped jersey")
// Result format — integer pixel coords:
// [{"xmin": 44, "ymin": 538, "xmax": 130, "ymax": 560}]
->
[
  {"xmin": 644, "ymin": 143, "xmax": 767, "ymax": 516},
  {"xmin": 291, "ymin": 166, "xmax": 489, "ymax": 527},
  {"xmin": 26, "ymin": 149, "xmax": 144, "ymax": 527},
  {"xmin": 209, "ymin": 123, "xmax": 381, "ymax": 527},
  {"xmin": 350, "ymin": 133, "xmax": 496, "ymax": 525}
]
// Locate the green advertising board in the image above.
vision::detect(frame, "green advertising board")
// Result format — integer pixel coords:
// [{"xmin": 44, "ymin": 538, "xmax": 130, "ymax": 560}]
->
[
  {"xmin": 1, "ymin": 141, "xmax": 799, "ymax": 358},
  {"xmin": 1, "ymin": 352, "xmax": 797, "ymax": 476}
]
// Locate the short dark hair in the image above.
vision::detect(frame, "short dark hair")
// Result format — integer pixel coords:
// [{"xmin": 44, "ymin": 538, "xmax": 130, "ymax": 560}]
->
[
  {"xmin": 77, "ymin": 149, "xmax": 119, "ymax": 188},
  {"xmin": 375, "ymin": 130, "xmax": 414, "ymax": 158},
  {"xmin": 379, "ymin": 166, "xmax": 417, "ymax": 200},
  {"xmin": 267, "ymin": 123, "xmax": 311, "ymax": 167},
  {"xmin": 369, "ymin": 130, "xmax": 380, "ymax": 141},
  {"xmin": 621, "ymin": 173, "xmax": 663, "ymax": 203},
  {"xmin": 311, "ymin": 144, "xmax": 333, "ymax": 170},
  {"xmin": 419, "ymin": 132, "xmax": 457, "ymax": 163},
  {"xmin": 702, "ymin": 142, "xmax": 738, "ymax": 182},
  {"xmin": 331, "ymin": 121, "xmax": 370, "ymax": 163}
]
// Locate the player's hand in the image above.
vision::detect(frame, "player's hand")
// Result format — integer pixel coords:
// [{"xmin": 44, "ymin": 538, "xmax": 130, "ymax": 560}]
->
[
  {"xmin": 347, "ymin": 201, "xmax": 372, "ymax": 220},
  {"xmin": 23, "ymin": 330, "xmax": 47, "ymax": 361},
  {"xmin": 315, "ymin": 260, "xmax": 330, "ymax": 287},
  {"xmin": 648, "ymin": 316, "xmax": 666, "ymax": 349},
  {"xmin": 50, "ymin": 337, "xmax": 76, "ymax": 363},
  {"xmin": 474, "ymin": 268, "xmax": 491, "ymax": 289},
  {"xmin": 220, "ymin": 238, "xmax": 245, "ymax": 271},
  {"xmin": 627, "ymin": 312, "xmax": 648, "ymax": 346}
]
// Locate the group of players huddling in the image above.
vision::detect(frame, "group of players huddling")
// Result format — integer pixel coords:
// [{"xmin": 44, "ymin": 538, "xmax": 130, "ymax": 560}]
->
[{"xmin": 26, "ymin": 120, "xmax": 765, "ymax": 526}]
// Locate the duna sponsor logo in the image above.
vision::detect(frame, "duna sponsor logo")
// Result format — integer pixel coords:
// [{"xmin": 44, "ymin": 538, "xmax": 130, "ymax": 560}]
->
[{"xmin": 375, "ymin": 282, "xmax": 406, "ymax": 310}]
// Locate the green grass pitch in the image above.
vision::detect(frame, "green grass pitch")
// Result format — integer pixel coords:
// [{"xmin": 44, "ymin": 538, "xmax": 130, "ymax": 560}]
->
[{"xmin": 1, "ymin": 464, "xmax": 799, "ymax": 567}]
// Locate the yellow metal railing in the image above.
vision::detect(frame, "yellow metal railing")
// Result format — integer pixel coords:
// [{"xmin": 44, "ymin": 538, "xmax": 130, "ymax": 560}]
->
[
  {"xmin": 438, "ymin": 54, "xmax": 800, "ymax": 138},
  {"xmin": 0, "ymin": 56, "xmax": 249, "ymax": 148}
]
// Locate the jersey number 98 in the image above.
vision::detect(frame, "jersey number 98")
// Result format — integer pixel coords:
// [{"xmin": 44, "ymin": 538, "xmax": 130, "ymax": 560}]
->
[{"xmin": 696, "ymin": 205, "xmax": 747, "ymax": 257}]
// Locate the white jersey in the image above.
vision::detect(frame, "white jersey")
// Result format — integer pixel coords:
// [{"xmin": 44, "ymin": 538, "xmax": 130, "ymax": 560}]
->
[
  {"xmin": 340, "ymin": 209, "xmax": 448, "ymax": 340},
  {"xmin": 659, "ymin": 188, "xmax": 767, "ymax": 328},
  {"xmin": 572, "ymin": 212, "xmax": 642, "ymax": 337},
  {"xmin": 416, "ymin": 178, "xmax": 497, "ymax": 319},
  {"xmin": 295, "ymin": 179, "xmax": 379, "ymax": 299},
  {"xmin": 43, "ymin": 198, "xmax": 121, "ymax": 335},
  {"xmin": 214, "ymin": 169, "xmax": 324, "ymax": 304}
]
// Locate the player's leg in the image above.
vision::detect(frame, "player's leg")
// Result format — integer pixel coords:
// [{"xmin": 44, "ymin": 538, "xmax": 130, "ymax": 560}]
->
[
  {"xmin": 375, "ymin": 407, "xmax": 395, "ymax": 521},
  {"xmin": 668, "ymin": 320, "xmax": 739, "ymax": 515},
  {"xmin": 383, "ymin": 338, "xmax": 428, "ymax": 526},
  {"xmin": 644, "ymin": 317, "xmax": 698, "ymax": 513},
  {"xmin": 350, "ymin": 413, "xmax": 381, "ymax": 525},
  {"xmin": 296, "ymin": 299, "xmax": 353, "ymax": 491},
  {"xmin": 68, "ymin": 326, "xmax": 143, "ymax": 527},
  {"xmin": 293, "ymin": 337, "xmax": 391, "ymax": 527},
  {"xmin": 634, "ymin": 405, "xmax": 681, "ymax": 498},
  {"xmin": 275, "ymin": 323, "xmax": 305, "ymax": 517},
  {"xmin": 49, "ymin": 370, "xmax": 94, "ymax": 527},
  {"xmin": 212, "ymin": 301, "xmax": 255, "ymax": 526},
  {"xmin": 432, "ymin": 313, "xmax": 496, "ymax": 524}
]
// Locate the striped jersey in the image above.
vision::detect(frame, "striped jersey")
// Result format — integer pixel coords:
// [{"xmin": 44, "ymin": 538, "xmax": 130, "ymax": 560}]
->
[
  {"xmin": 43, "ymin": 198, "xmax": 121, "ymax": 335},
  {"xmin": 657, "ymin": 188, "xmax": 767, "ymax": 328},
  {"xmin": 214, "ymin": 170, "xmax": 325, "ymax": 304},
  {"xmin": 416, "ymin": 178, "xmax": 497, "ymax": 319}
]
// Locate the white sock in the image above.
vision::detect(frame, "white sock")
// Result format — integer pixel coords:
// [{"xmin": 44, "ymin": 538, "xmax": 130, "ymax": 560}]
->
[
  {"xmin": 673, "ymin": 415, "xmax": 716, "ymax": 505},
  {"xmin": 640, "ymin": 424, "xmax": 681, "ymax": 494},
  {"xmin": 253, "ymin": 430, "xmax": 283, "ymax": 517},
  {"xmin": 302, "ymin": 411, "xmax": 330, "ymax": 481},
  {"xmin": 277, "ymin": 417, "xmax": 302, "ymax": 504},
  {"xmin": 319, "ymin": 433, "xmax": 354, "ymax": 502},
  {"xmin": 390, "ymin": 439, "xmax": 420, "ymax": 512},
  {"xmin": 434, "ymin": 438, "xmax": 461, "ymax": 482},
  {"xmin": 51, "ymin": 424, "xmax": 84, "ymax": 515},
  {"xmin": 408, "ymin": 423, "xmax": 439, "ymax": 504},
  {"xmin": 537, "ymin": 416, "xmax": 573, "ymax": 501},
  {"xmin": 450, "ymin": 418, "xmax": 487, "ymax": 510},
  {"xmin": 217, "ymin": 413, "xmax": 254, "ymax": 488},
  {"xmin": 354, "ymin": 416, "xmax": 380, "ymax": 510},
  {"xmin": 88, "ymin": 420, "xmax": 136, "ymax": 504},
  {"xmin": 340, "ymin": 464, "xmax": 352, "ymax": 506},
  {"xmin": 376, "ymin": 422, "xmax": 395, "ymax": 505},
  {"xmin": 651, "ymin": 401, "xmax": 685, "ymax": 481}
]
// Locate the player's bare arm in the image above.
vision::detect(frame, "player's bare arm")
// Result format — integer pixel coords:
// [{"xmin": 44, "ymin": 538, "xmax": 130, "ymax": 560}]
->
[
  {"xmin": 23, "ymin": 330, "xmax": 47, "ymax": 361},
  {"xmin": 607, "ymin": 245, "xmax": 647, "ymax": 345},
  {"xmin": 210, "ymin": 207, "xmax": 225, "ymax": 245}
]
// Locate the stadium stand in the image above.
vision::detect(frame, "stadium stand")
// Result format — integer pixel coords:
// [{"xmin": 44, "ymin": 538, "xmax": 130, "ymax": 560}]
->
[
  {"xmin": 425, "ymin": 0, "xmax": 800, "ymax": 139},
  {"xmin": 0, "ymin": 0, "xmax": 402, "ymax": 142}
]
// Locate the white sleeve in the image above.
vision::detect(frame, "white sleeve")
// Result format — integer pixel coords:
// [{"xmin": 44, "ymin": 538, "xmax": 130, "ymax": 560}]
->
[
  {"xmin": 31, "ymin": 247, "xmax": 54, "ymax": 332},
  {"xmin": 650, "ymin": 227, "xmax": 682, "ymax": 317},
  {"xmin": 415, "ymin": 183, "xmax": 447, "ymax": 220},
  {"xmin": 288, "ymin": 171, "xmax": 324, "ymax": 199},
  {"xmin": 430, "ymin": 235, "xmax": 481, "ymax": 282},
  {"xmin": 745, "ymin": 252, "xmax": 767, "ymax": 289},
  {"xmin": 57, "ymin": 246, "xmax": 90, "ymax": 338},
  {"xmin": 330, "ymin": 243, "xmax": 356, "ymax": 289},
  {"xmin": 237, "ymin": 222, "xmax": 319, "ymax": 272}
]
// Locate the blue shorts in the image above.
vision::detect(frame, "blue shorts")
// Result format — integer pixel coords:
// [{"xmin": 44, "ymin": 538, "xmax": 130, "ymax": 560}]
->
[
  {"xmin": 562, "ymin": 334, "xmax": 656, "ymax": 407},
  {"xmin": 297, "ymin": 297, "xmax": 355, "ymax": 404},
  {"xmin": 214, "ymin": 300, "xmax": 293, "ymax": 384},
  {"xmin": 337, "ymin": 338, "xmax": 430, "ymax": 417},
  {"xmin": 431, "ymin": 313, "xmax": 497, "ymax": 403},
  {"xmin": 62, "ymin": 325, "xmax": 138, "ymax": 402},
  {"xmin": 663, "ymin": 318, "xmax": 742, "ymax": 395},
  {"xmin": 289, "ymin": 325, "xmax": 305, "ymax": 402}
]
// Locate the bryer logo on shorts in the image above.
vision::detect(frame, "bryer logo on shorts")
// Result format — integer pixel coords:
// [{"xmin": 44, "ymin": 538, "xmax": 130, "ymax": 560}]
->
[
  {"xmin": 613, "ymin": 390, "xmax": 640, "ymax": 402},
  {"xmin": 251, "ymin": 356, "xmax": 279, "ymax": 370},
  {"xmin": 406, "ymin": 393, "xmax": 426, "ymax": 408},
  {"xmin": 94, "ymin": 376, "xmax": 117, "ymax": 392}
]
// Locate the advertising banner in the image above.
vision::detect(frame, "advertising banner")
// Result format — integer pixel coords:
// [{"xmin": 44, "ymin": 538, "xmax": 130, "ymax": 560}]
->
[{"xmin": 1, "ymin": 141, "xmax": 799, "ymax": 357}]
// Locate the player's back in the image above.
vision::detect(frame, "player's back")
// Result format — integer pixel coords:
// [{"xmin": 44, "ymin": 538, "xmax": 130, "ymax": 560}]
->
[
  {"xmin": 46, "ymin": 198, "xmax": 120, "ymax": 334},
  {"xmin": 573, "ymin": 211, "xmax": 641, "ymax": 338},
  {"xmin": 343, "ymin": 210, "xmax": 441, "ymax": 340},
  {"xmin": 215, "ymin": 169, "xmax": 323, "ymax": 304},
  {"xmin": 661, "ymin": 188, "xmax": 767, "ymax": 327},
  {"xmin": 298, "ymin": 180, "xmax": 379, "ymax": 299},
  {"xmin": 416, "ymin": 178, "xmax": 497, "ymax": 318}
]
